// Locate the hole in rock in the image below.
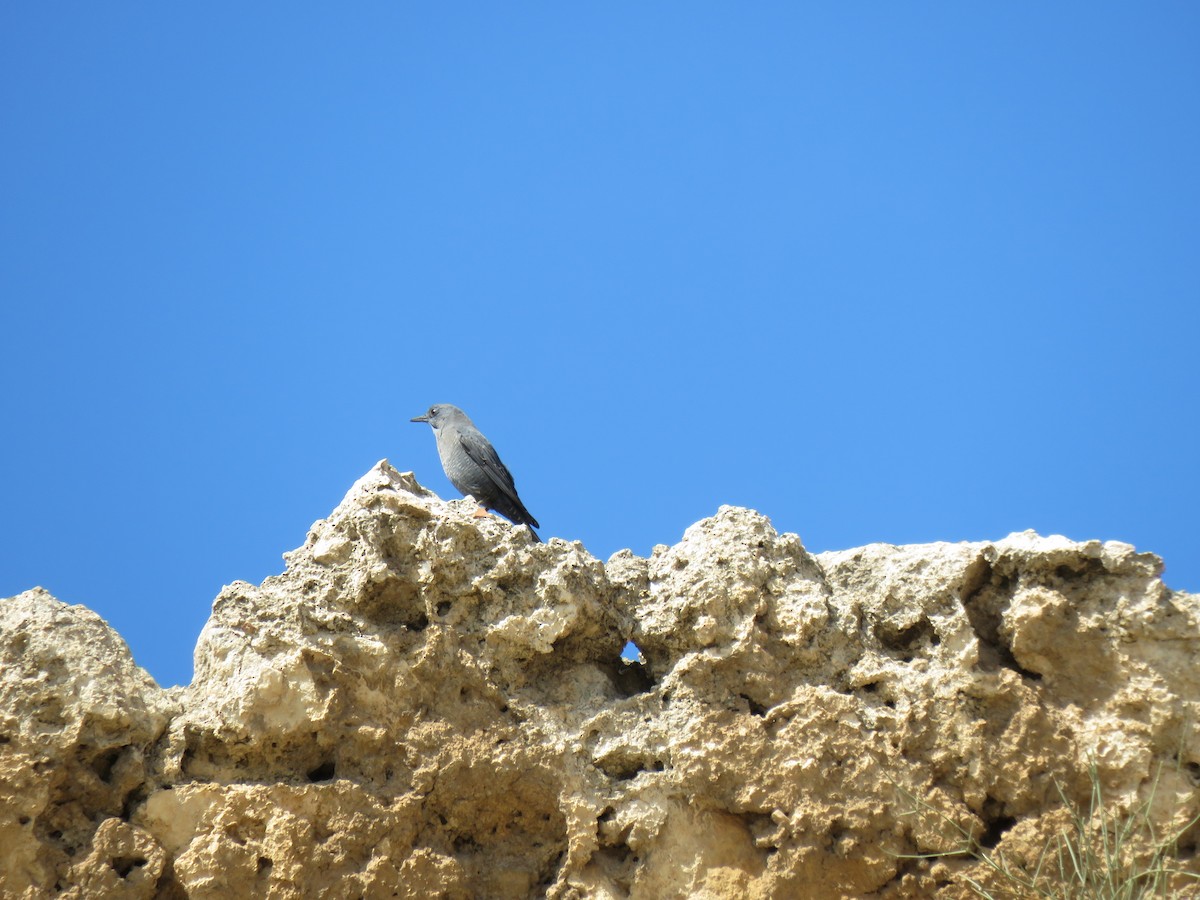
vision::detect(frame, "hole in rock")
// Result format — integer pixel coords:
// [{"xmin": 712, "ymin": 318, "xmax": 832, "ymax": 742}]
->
[
  {"xmin": 620, "ymin": 641, "xmax": 642, "ymax": 662},
  {"xmin": 436, "ymin": 600, "xmax": 451, "ymax": 616},
  {"xmin": 739, "ymin": 694, "xmax": 768, "ymax": 717},
  {"xmin": 111, "ymin": 856, "xmax": 146, "ymax": 878},
  {"xmin": 610, "ymin": 656, "xmax": 653, "ymax": 698},
  {"xmin": 257, "ymin": 856, "xmax": 273, "ymax": 874},
  {"xmin": 594, "ymin": 754, "xmax": 645, "ymax": 782},
  {"xmin": 121, "ymin": 786, "xmax": 148, "ymax": 821},
  {"xmin": 877, "ymin": 617, "xmax": 937, "ymax": 655},
  {"xmin": 18, "ymin": 816, "xmax": 29, "ymax": 825},
  {"xmin": 407, "ymin": 612, "xmax": 430, "ymax": 632},
  {"xmin": 179, "ymin": 744, "xmax": 196, "ymax": 777},
  {"xmin": 978, "ymin": 814, "xmax": 1017, "ymax": 849},
  {"xmin": 453, "ymin": 834, "xmax": 482, "ymax": 853},
  {"xmin": 307, "ymin": 761, "xmax": 336, "ymax": 783},
  {"xmin": 1052, "ymin": 559, "xmax": 1104, "ymax": 584},
  {"xmin": 978, "ymin": 796, "xmax": 1016, "ymax": 849}
]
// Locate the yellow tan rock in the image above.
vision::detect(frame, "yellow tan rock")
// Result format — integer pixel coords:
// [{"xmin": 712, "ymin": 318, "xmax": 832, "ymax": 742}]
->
[{"xmin": 1, "ymin": 463, "xmax": 1197, "ymax": 898}]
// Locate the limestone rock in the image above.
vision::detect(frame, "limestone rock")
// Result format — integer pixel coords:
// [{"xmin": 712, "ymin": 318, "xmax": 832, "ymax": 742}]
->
[
  {"xmin": 2, "ymin": 462, "xmax": 1198, "ymax": 898},
  {"xmin": 0, "ymin": 588, "xmax": 176, "ymax": 898}
]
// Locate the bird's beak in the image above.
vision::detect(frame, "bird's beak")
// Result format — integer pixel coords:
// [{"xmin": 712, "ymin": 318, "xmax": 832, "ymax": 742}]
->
[{"xmin": 410, "ymin": 414, "xmax": 430, "ymax": 423}]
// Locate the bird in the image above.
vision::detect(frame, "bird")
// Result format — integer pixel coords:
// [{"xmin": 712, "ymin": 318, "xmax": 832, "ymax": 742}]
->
[{"xmin": 410, "ymin": 404, "xmax": 542, "ymax": 542}]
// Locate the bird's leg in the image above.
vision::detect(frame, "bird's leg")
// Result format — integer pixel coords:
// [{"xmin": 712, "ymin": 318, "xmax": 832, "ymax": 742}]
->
[{"xmin": 472, "ymin": 506, "xmax": 491, "ymax": 519}]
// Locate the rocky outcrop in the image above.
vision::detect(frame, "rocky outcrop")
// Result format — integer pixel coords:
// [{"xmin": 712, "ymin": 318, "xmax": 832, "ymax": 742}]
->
[
  {"xmin": 2, "ymin": 462, "xmax": 1197, "ymax": 898},
  {"xmin": 0, "ymin": 588, "xmax": 177, "ymax": 897}
]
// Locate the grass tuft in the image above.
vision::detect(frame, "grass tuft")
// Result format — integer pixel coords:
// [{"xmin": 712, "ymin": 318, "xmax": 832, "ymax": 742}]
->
[{"xmin": 894, "ymin": 758, "xmax": 1200, "ymax": 899}]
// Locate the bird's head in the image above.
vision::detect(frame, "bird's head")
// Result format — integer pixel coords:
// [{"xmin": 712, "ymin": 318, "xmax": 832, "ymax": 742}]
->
[{"xmin": 410, "ymin": 404, "xmax": 466, "ymax": 431}]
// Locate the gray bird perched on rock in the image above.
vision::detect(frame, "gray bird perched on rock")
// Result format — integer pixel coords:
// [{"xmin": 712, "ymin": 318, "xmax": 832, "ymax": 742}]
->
[{"xmin": 411, "ymin": 404, "xmax": 541, "ymax": 542}]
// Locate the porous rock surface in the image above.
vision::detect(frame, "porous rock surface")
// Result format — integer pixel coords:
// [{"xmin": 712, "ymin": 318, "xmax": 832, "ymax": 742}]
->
[{"xmin": 2, "ymin": 461, "xmax": 1197, "ymax": 898}]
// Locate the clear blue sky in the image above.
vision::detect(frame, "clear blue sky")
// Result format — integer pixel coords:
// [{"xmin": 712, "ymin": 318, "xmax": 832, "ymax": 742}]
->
[{"xmin": 2, "ymin": 6, "xmax": 1197, "ymax": 688}]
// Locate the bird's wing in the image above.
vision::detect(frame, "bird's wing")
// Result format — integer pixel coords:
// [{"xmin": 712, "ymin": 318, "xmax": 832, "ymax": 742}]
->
[{"xmin": 457, "ymin": 431, "xmax": 524, "ymax": 508}]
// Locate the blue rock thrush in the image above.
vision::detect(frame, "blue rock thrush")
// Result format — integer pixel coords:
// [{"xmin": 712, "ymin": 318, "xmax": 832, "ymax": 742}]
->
[{"xmin": 411, "ymin": 404, "xmax": 541, "ymax": 542}]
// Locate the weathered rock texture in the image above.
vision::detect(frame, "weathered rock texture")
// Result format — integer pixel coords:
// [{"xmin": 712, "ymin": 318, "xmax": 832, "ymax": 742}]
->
[{"xmin": 2, "ymin": 461, "xmax": 1198, "ymax": 898}]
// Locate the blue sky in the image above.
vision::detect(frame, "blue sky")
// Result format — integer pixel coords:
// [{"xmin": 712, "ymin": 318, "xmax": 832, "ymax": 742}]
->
[{"xmin": 2, "ymin": 5, "xmax": 1197, "ymax": 688}]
